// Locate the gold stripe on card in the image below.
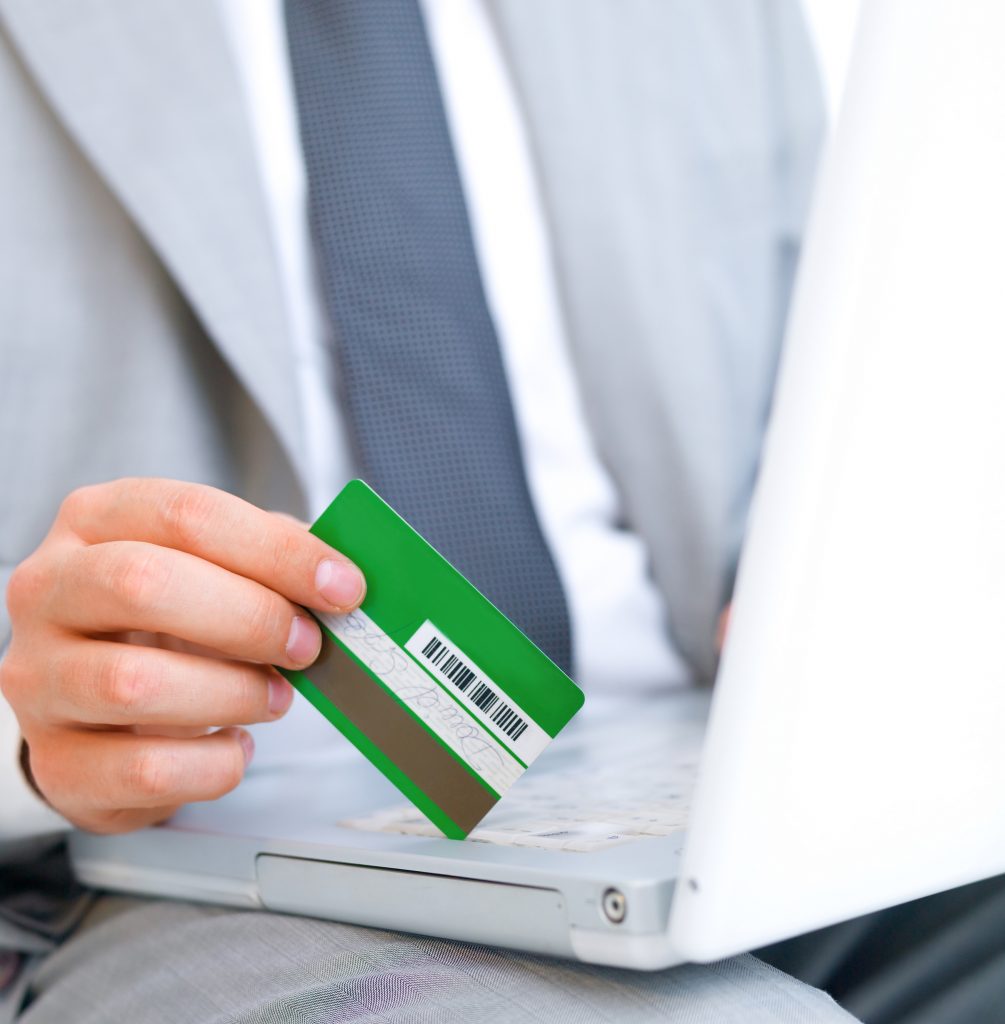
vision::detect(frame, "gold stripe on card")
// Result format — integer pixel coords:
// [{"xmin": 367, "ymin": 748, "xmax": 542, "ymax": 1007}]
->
[
  {"xmin": 316, "ymin": 608, "xmax": 524, "ymax": 795},
  {"xmin": 308, "ymin": 634, "xmax": 498, "ymax": 835}
]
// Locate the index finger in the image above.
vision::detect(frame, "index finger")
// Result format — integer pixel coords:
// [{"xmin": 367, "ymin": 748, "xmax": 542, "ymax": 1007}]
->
[{"xmin": 61, "ymin": 478, "xmax": 365, "ymax": 613}]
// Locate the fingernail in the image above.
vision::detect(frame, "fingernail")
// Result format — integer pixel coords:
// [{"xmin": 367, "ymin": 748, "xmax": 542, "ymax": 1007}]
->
[
  {"xmin": 316, "ymin": 558, "xmax": 366, "ymax": 609},
  {"xmin": 286, "ymin": 615, "xmax": 321, "ymax": 665},
  {"xmin": 268, "ymin": 676, "xmax": 294, "ymax": 716},
  {"xmin": 238, "ymin": 730, "xmax": 255, "ymax": 766}
]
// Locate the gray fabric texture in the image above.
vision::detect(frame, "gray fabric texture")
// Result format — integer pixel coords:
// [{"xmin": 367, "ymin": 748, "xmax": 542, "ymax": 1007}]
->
[
  {"xmin": 15, "ymin": 897, "xmax": 856, "ymax": 1024},
  {"xmin": 284, "ymin": 0, "xmax": 571, "ymax": 670}
]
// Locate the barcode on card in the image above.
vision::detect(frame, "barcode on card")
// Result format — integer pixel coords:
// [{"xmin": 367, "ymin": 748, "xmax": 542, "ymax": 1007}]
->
[
  {"xmin": 419, "ymin": 635, "xmax": 529, "ymax": 741},
  {"xmin": 405, "ymin": 620, "xmax": 552, "ymax": 765}
]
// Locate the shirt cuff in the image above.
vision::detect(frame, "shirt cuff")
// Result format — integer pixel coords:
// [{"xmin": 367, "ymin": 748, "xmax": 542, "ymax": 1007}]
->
[{"xmin": 0, "ymin": 698, "xmax": 70, "ymax": 845}]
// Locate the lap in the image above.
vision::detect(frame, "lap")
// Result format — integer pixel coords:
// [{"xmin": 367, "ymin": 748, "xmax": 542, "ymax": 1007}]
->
[{"xmin": 17, "ymin": 897, "xmax": 854, "ymax": 1024}]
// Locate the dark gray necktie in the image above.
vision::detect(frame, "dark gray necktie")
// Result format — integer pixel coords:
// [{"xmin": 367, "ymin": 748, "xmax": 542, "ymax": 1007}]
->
[{"xmin": 284, "ymin": 0, "xmax": 572, "ymax": 672}]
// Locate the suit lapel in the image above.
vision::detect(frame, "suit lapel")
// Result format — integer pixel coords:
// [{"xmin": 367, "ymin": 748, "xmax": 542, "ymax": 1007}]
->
[{"xmin": 0, "ymin": 0, "xmax": 307, "ymax": 486}]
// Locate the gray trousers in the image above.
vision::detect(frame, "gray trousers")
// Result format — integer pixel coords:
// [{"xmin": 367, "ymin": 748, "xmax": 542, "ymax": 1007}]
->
[
  {"xmin": 8, "ymin": 874, "xmax": 1005, "ymax": 1023},
  {"xmin": 7, "ymin": 897, "xmax": 853, "ymax": 1024}
]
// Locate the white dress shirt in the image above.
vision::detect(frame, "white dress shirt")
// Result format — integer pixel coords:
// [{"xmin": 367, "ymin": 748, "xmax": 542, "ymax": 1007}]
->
[{"xmin": 217, "ymin": 0, "xmax": 691, "ymax": 738}]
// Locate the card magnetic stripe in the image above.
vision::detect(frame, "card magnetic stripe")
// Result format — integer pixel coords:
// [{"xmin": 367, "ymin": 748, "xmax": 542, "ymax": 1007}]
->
[{"xmin": 284, "ymin": 632, "xmax": 498, "ymax": 838}]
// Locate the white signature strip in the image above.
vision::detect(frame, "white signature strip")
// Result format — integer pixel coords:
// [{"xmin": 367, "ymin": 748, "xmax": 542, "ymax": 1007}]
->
[
  {"xmin": 405, "ymin": 620, "xmax": 551, "ymax": 766},
  {"xmin": 315, "ymin": 609, "xmax": 524, "ymax": 796}
]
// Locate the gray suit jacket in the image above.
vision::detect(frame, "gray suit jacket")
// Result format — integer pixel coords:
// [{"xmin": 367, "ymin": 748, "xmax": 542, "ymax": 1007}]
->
[{"xmin": 0, "ymin": 0, "xmax": 823, "ymax": 686}]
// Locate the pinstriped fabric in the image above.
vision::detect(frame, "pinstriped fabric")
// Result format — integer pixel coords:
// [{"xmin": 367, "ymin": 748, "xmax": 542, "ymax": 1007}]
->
[{"xmin": 283, "ymin": 0, "xmax": 572, "ymax": 671}]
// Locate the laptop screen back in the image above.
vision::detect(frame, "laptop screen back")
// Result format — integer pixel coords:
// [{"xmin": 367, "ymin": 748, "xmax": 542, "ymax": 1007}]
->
[{"xmin": 671, "ymin": 0, "xmax": 1005, "ymax": 960}]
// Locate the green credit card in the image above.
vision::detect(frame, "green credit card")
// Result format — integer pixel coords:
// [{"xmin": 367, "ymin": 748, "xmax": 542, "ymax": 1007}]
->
[{"xmin": 281, "ymin": 480, "xmax": 585, "ymax": 839}]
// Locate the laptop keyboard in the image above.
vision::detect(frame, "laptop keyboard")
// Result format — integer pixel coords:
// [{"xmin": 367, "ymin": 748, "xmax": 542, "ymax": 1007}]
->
[{"xmin": 340, "ymin": 707, "xmax": 702, "ymax": 852}]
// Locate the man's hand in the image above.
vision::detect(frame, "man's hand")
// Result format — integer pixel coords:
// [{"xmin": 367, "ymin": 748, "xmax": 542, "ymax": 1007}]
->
[{"xmin": 0, "ymin": 478, "xmax": 365, "ymax": 834}]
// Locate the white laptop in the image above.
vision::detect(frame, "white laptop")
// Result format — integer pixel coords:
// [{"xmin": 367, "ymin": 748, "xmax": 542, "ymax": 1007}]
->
[{"xmin": 69, "ymin": 0, "xmax": 1005, "ymax": 969}]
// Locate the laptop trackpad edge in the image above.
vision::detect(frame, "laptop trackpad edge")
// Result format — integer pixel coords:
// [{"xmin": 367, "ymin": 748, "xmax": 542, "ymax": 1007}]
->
[{"xmin": 256, "ymin": 854, "xmax": 574, "ymax": 957}]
